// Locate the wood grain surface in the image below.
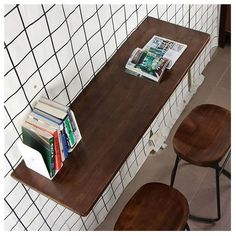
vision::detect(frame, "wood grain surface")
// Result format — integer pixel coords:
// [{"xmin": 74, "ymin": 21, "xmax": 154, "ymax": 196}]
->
[
  {"xmin": 114, "ymin": 183, "xmax": 189, "ymax": 230},
  {"xmin": 11, "ymin": 17, "xmax": 210, "ymax": 216},
  {"xmin": 173, "ymin": 104, "xmax": 231, "ymax": 167}
]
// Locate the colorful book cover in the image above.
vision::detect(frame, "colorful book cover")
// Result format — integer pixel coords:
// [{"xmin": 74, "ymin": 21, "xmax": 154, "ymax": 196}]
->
[
  {"xmin": 32, "ymin": 109, "xmax": 68, "ymax": 160},
  {"xmin": 29, "ymin": 111, "xmax": 65, "ymax": 162},
  {"xmin": 39, "ymin": 97, "xmax": 82, "ymax": 144},
  {"xmin": 26, "ymin": 117, "xmax": 63, "ymax": 171},
  {"xmin": 63, "ymin": 116, "xmax": 76, "ymax": 148},
  {"xmin": 34, "ymin": 100, "xmax": 76, "ymax": 152},
  {"xmin": 125, "ymin": 35, "xmax": 187, "ymax": 82}
]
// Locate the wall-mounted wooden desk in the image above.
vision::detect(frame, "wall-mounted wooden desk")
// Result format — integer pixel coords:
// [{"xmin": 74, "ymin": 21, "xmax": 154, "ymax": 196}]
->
[{"xmin": 11, "ymin": 17, "xmax": 210, "ymax": 217}]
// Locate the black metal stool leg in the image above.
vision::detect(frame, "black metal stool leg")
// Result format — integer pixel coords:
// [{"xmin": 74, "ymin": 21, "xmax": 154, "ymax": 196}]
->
[
  {"xmin": 189, "ymin": 167, "xmax": 221, "ymax": 223},
  {"xmin": 170, "ymin": 156, "xmax": 180, "ymax": 187},
  {"xmin": 216, "ymin": 166, "xmax": 221, "ymax": 220},
  {"xmin": 185, "ymin": 223, "xmax": 190, "ymax": 231}
]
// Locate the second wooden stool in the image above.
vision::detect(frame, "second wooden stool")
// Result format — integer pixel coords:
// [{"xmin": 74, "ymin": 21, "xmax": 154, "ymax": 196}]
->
[
  {"xmin": 114, "ymin": 182, "xmax": 189, "ymax": 230},
  {"xmin": 170, "ymin": 104, "xmax": 231, "ymax": 223}
]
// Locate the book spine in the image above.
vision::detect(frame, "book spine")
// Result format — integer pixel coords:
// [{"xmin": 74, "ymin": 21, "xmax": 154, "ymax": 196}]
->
[
  {"xmin": 69, "ymin": 110, "xmax": 82, "ymax": 143},
  {"xmin": 53, "ymin": 131, "xmax": 63, "ymax": 171},
  {"xmin": 57, "ymin": 130, "xmax": 65, "ymax": 162},
  {"xmin": 68, "ymin": 110, "xmax": 76, "ymax": 134},
  {"xmin": 63, "ymin": 116, "xmax": 76, "ymax": 148},
  {"xmin": 61, "ymin": 130, "xmax": 69, "ymax": 159},
  {"xmin": 48, "ymin": 137, "xmax": 55, "ymax": 178}
]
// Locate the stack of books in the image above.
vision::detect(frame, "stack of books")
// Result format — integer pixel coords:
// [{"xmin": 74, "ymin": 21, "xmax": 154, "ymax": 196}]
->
[{"xmin": 21, "ymin": 97, "xmax": 82, "ymax": 178}]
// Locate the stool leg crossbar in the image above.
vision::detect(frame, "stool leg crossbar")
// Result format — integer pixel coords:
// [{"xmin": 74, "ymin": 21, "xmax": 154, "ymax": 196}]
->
[
  {"xmin": 170, "ymin": 152, "xmax": 230, "ymax": 223},
  {"xmin": 218, "ymin": 150, "xmax": 231, "ymax": 179}
]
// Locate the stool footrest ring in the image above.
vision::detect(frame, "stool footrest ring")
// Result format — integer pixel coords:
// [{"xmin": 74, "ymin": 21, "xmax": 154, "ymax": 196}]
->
[
  {"xmin": 189, "ymin": 214, "xmax": 220, "ymax": 223},
  {"xmin": 221, "ymin": 169, "xmax": 231, "ymax": 179}
]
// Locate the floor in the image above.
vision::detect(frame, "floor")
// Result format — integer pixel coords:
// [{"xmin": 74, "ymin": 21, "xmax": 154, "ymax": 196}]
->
[{"xmin": 96, "ymin": 45, "xmax": 231, "ymax": 231}]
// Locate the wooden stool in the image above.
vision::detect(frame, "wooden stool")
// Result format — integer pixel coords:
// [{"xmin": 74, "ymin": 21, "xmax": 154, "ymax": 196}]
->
[
  {"xmin": 114, "ymin": 183, "xmax": 189, "ymax": 230},
  {"xmin": 170, "ymin": 104, "xmax": 231, "ymax": 223}
]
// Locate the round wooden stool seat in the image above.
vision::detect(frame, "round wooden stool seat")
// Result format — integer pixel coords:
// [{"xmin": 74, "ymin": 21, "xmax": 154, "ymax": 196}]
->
[
  {"xmin": 173, "ymin": 104, "xmax": 230, "ymax": 167},
  {"xmin": 114, "ymin": 183, "xmax": 189, "ymax": 230}
]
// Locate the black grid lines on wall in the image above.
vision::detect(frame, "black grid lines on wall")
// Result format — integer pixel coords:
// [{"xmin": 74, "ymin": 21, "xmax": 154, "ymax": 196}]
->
[{"xmin": 4, "ymin": 4, "xmax": 219, "ymax": 231}]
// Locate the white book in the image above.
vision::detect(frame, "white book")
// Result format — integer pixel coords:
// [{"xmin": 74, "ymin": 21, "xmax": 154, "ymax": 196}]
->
[
  {"xmin": 34, "ymin": 101, "xmax": 67, "ymax": 120},
  {"xmin": 40, "ymin": 97, "xmax": 69, "ymax": 112}
]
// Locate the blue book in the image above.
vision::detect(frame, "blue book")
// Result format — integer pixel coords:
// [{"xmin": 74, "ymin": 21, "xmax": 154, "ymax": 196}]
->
[{"xmin": 61, "ymin": 130, "xmax": 69, "ymax": 159}]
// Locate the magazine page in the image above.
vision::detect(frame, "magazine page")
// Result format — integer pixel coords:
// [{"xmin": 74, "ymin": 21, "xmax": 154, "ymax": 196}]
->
[
  {"xmin": 143, "ymin": 35, "xmax": 187, "ymax": 69},
  {"xmin": 125, "ymin": 48, "xmax": 169, "ymax": 82}
]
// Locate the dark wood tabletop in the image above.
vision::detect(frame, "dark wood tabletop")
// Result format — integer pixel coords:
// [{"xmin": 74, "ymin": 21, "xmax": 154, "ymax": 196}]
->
[{"xmin": 11, "ymin": 17, "xmax": 210, "ymax": 216}]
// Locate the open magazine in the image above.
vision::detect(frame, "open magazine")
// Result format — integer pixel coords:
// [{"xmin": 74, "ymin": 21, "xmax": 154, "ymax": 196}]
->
[{"xmin": 125, "ymin": 35, "xmax": 187, "ymax": 83}]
